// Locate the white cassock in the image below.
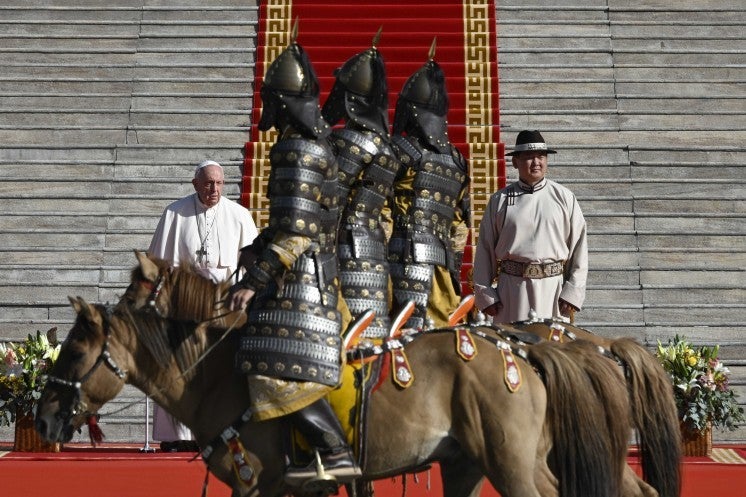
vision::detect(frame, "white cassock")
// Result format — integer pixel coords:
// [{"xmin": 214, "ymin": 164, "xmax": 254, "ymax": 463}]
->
[
  {"xmin": 148, "ymin": 192, "xmax": 258, "ymax": 441},
  {"xmin": 473, "ymin": 178, "xmax": 588, "ymax": 323}
]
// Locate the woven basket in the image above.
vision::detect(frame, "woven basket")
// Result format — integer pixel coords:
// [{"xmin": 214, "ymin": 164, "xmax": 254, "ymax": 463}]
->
[
  {"xmin": 14, "ymin": 410, "xmax": 61, "ymax": 452},
  {"xmin": 680, "ymin": 422, "xmax": 712, "ymax": 457}
]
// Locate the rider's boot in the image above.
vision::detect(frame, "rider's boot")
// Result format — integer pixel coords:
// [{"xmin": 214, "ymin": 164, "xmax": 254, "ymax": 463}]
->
[{"xmin": 284, "ymin": 399, "xmax": 362, "ymax": 487}]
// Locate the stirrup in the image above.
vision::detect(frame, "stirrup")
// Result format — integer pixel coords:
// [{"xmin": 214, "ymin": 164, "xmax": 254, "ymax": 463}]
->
[{"xmin": 300, "ymin": 451, "xmax": 339, "ymax": 495}]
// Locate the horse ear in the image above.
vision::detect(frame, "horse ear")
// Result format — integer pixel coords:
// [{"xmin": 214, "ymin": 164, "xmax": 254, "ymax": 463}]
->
[
  {"xmin": 135, "ymin": 250, "xmax": 159, "ymax": 281},
  {"xmin": 69, "ymin": 296, "xmax": 83, "ymax": 314},
  {"xmin": 71, "ymin": 296, "xmax": 102, "ymax": 326}
]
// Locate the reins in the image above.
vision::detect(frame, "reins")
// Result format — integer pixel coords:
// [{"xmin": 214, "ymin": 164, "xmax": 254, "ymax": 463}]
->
[{"xmin": 51, "ymin": 273, "xmax": 244, "ymax": 424}]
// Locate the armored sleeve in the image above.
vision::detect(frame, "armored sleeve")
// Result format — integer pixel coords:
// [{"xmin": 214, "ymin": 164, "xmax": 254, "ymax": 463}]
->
[{"xmin": 239, "ymin": 137, "xmax": 331, "ymax": 292}]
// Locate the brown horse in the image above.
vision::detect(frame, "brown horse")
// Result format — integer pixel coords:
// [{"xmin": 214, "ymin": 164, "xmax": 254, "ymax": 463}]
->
[
  {"xmin": 507, "ymin": 318, "xmax": 682, "ymax": 497},
  {"xmin": 124, "ymin": 252, "xmax": 679, "ymax": 497},
  {"xmin": 35, "ymin": 254, "xmax": 660, "ymax": 497}
]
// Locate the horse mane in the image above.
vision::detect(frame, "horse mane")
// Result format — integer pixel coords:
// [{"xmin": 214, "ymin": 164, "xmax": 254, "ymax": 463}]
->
[
  {"xmin": 130, "ymin": 256, "xmax": 233, "ymax": 323},
  {"xmin": 114, "ymin": 300, "xmax": 210, "ymax": 382}
]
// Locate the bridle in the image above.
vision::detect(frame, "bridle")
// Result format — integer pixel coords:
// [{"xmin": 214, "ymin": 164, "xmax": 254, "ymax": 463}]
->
[
  {"xmin": 138, "ymin": 270, "xmax": 167, "ymax": 317},
  {"xmin": 45, "ymin": 308, "xmax": 128, "ymax": 424}
]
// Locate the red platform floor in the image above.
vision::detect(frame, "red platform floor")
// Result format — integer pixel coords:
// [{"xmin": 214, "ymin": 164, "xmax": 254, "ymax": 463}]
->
[{"xmin": 1, "ymin": 443, "xmax": 744, "ymax": 497}]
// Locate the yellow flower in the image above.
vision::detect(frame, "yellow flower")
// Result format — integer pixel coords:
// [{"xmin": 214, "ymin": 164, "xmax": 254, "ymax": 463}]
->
[{"xmin": 687, "ymin": 355, "xmax": 697, "ymax": 367}]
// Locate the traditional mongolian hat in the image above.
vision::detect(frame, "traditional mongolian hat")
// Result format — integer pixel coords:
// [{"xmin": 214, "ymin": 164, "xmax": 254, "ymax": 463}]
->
[
  {"xmin": 506, "ymin": 130, "xmax": 557, "ymax": 156},
  {"xmin": 321, "ymin": 27, "xmax": 389, "ymax": 135}
]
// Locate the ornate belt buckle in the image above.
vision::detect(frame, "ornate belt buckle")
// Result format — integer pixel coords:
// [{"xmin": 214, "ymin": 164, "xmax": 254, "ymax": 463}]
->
[
  {"xmin": 543, "ymin": 263, "xmax": 554, "ymax": 278},
  {"xmin": 524, "ymin": 264, "xmax": 542, "ymax": 279},
  {"xmin": 548, "ymin": 262, "xmax": 562, "ymax": 277}
]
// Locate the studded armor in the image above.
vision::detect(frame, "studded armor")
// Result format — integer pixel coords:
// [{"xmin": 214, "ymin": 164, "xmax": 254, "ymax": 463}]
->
[
  {"xmin": 237, "ymin": 135, "xmax": 342, "ymax": 386},
  {"xmin": 389, "ymin": 49, "xmax": 470, "ymax": 330},
  {"xmin": 389, "ymin": 135, "xmax": 468, "ymax": 329},
  {"xmin": 323, "ymin": 33, "xmax": 401, "ymax": 340},
  {"xmin": 236, "ymin": 31, "xmax": 343, "ymax": 386},
  {"xmin": 333, "ymin": 128, "xmax": 400, "ymax": 339}
]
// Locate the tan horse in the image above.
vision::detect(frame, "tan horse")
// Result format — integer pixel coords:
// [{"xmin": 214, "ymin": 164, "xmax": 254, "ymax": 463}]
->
[
  {"xmin": 36, "ymin": 298, "xmax": 648, "ymax": 497},
  {"xmin": 124, "ymin": 252, "xmax": 679, "ymax": 497},
  {"xmin": 506, "ymin": 318, "xmax": 682, "ymax": 497}
]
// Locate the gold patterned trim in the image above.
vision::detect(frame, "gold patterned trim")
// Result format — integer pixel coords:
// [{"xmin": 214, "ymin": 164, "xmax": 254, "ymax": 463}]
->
[{"xmin": 462, "ymin": 0, "xmax": 501, "ymax": 230}]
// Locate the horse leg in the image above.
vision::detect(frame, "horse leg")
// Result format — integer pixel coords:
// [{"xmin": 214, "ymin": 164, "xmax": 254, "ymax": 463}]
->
[
  {"xmin": 460, "ymin": 414, "xmax": 546, "ymax": 497},
  {"xmin": 533, "ymin": 429, "xmax": 558, "ymax": 497},
  {"xmin": 621, "ymin": 464, "xmax": 659, "ymax": 497},
  {"xmin": 440, "ymin": 456, "xmax": 485, "ymax": 497}
]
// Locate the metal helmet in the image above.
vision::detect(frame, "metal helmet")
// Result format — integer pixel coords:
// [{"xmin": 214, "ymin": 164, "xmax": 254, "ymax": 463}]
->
[
  {"xmin": 257, "ymin": 22, "xmax": 330, "ymax": 139},
  {"xmin": 321, "ymin": 28, "xmax": 389, "ymax": 136},
  {"xmin": 393, "ymin": 39, "xmax": 450, "ymax": 152}
]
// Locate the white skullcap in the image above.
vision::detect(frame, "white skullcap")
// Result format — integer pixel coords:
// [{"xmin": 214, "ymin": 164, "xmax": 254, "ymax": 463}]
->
[{"xmin": 194, "ymin": 159, "xmax": 222, "ymax": 177}]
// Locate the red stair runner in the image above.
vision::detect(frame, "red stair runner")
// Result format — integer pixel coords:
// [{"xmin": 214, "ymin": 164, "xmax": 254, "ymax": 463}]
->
[{"xmin": 243, "ymin": 0, "xmax": 504, "ymax": 294}]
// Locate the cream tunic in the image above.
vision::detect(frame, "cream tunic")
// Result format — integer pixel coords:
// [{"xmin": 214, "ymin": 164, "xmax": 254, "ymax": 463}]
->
[{"xmin": 473, "ymin": 178, "xmax": 588, "ymax": 322}]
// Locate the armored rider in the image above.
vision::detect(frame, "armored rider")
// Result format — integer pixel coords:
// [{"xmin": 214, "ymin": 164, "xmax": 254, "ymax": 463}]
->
[
  {"xmin": 388, "ymin": 42, "xmax": 470, "ymax": 330},
  {"xmin": 227, "ymin": 29, "xmax": 361, "ymax": 487},
  {"xmin": 322, "ymin": 29, "xmax": 402, "ymax": 340}
]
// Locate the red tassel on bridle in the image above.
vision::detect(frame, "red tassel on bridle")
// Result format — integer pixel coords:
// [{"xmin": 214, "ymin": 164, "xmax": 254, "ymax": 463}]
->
[{"xmin": 86, "ymin": 414, "xmax": 105, "ymax": 446}]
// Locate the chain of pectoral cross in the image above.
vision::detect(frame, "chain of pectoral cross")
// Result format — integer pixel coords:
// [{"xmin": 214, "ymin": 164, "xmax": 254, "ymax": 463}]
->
[{"xmin": 196, "ymin": 202, "xmax": 217, "ymax": 265}]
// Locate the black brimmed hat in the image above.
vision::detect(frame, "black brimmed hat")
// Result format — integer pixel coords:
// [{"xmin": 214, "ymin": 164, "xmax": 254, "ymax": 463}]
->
[{"xmin": 506, "ymin": 130, "xmax": 557, "ymax": 156}]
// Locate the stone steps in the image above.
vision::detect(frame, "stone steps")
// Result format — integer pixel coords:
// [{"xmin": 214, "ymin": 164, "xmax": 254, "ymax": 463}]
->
[{"xmin": 0, "ymin": 1, "xmax": 259, "ymax": 442}]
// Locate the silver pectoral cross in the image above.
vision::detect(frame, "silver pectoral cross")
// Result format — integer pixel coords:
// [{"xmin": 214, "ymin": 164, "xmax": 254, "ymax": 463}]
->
[{"xmin": 196, "ymin": 246, "xmax": 208, "ymax": 264}]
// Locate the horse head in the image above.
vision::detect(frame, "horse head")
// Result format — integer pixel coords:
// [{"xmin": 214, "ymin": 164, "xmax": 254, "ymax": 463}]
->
[
  {"xmin": 125, "ymin": 250, "xmax": 245, "ymax": 329},
  {"xmin": 124, "ymin": 250, "xmax": 174, "ymax": 316},
  {"xmin": 36, "ymin": 297, "xmax": 128, "ymax": 443}
]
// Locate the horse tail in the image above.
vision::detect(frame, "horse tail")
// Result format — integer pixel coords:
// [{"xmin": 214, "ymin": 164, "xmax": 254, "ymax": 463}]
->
[
  {"xmin": 528, "ymin": 340, "xmax": 627, "ymax": 497},
  {"xmin": 610, "ymin": 337, "xmax": 683, "ymax": 497}
]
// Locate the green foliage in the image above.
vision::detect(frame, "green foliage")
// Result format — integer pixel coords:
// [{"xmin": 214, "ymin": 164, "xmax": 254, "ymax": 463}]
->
[
  {"xmin": 656, "ymin": 335, "xmax": 745, "ymax": 434},
  {"xmin": 0, "ymin": 329, "xmax": 60, "ymax": 427}
]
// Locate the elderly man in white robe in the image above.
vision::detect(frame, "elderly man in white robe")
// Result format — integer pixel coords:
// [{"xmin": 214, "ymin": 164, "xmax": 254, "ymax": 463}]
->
[
  {"xmin": 473, "ymin": 130, "xmax": 588, "ymax": 323},
  {"xmin": 148, "ymin": 159, "xmax": 258, "ymax": 451}
]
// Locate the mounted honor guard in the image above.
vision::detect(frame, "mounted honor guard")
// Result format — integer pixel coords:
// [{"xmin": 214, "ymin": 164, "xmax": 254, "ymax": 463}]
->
[
  {"xmin": 321, "ymin": 28, "xmax": 402, "ymax": 340},
  {"xmin": 389, "ymin": 40, "xmax": 471, "ymax": 330},
  {"xmin": 227, "ymin": 23, "xmax": 361, "ymax": 488}
]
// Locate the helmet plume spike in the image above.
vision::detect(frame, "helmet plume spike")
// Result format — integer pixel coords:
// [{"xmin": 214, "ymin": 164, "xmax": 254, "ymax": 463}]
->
[
  {"xmin": 290, "ymin": 18, "xmax": 299, "ymax": 44},
  {"xmin": 372, "ymin": 26, "xmax": 383, "ymax": 49},
  {"xmin": 428, "ymin": 37, "xmax": 437, "ymax": 61}
]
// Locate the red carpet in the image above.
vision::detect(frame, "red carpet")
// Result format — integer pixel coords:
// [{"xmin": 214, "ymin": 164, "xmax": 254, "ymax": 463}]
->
[
  {"xmin": 243, "ymin": 1, "xmax": 504, "ymax": 293},
  {"xmin": 2, "ymin": 443, "xmax": 745, "ymax": 497}
]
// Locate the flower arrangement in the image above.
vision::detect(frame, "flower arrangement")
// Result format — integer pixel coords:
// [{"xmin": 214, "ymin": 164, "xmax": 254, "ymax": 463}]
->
[
  {"xmin": 0, "ymin": 328, "xmax": 61, "ymax": 427},
  {"xmin": 656, "ymin": 334, "xmax": 745, "ymax": 434}
]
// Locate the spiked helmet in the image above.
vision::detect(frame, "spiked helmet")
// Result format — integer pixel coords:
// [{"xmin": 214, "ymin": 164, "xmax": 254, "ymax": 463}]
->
[
  {"xmin": 257, "ymin": 22, "xmax": 329, "ymax": 139},
  {"xmin": 321, "ymin": 28, "xmax": 389, "ymax": 135},
  {"xmin": 393, "ymin": 39, "xmax": 450, "ymax": 152}
]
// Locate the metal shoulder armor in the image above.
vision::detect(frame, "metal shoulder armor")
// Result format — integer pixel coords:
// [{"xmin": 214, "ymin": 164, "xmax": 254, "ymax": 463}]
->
[
  {"xmin": 392, "ymin": 134, "xmax": 423, "ymax": 167},
  {"xmin": 266, "ymin": 137, "xmax": 336, "ymax": 238},
  {"xmin": 332, "ymin": 128, "xmax": 386, "ymax": 200}
]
